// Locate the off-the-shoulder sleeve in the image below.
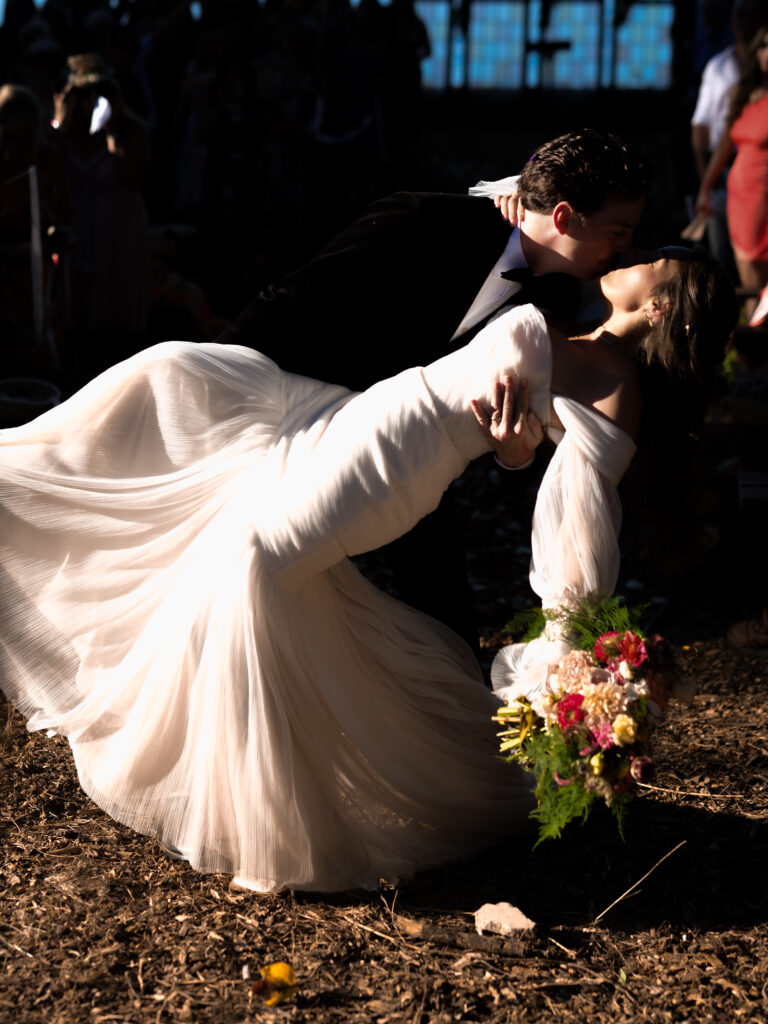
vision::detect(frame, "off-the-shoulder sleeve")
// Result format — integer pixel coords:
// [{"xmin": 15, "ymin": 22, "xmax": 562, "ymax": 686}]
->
[{"xmin": 491, "ymin": 396, "xmax": 637, "ymax": 702}]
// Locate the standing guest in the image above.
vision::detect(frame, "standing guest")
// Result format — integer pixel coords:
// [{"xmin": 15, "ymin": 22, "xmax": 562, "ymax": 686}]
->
[
  {"xmin": 690, "ymin": 38, "xmax": 739, "ymax": 270},
  {"xmin": 697, "ymin": 22, "xmax": 768, "ymax": 320},
  {"xmin": 690, "ymin": 0, "xmax": 764, "ymax": 274},
  {"xmin": 0, "ymin": 83, "xmax": 67, "ymax": 373},
  {"xmin": 52, "ymin": 53, "xmax": 151, "ymax": 367}
]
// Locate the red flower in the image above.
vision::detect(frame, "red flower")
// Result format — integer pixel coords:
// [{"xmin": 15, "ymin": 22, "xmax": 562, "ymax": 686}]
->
[
  {"xmin": 557, "ymin": 692, "xmax": 586, "ymax": 730},
  {"xmin": 618, "ymin": 630, "xmax": 648, "ymax": 667},
  {"xmin": 594, "ymin": 632, "xmax": 620, "ymax": 663}
]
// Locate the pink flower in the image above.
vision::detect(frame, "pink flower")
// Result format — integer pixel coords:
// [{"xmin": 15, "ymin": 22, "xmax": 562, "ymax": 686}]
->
[
  {"xmin": 605, "ymin": 658, "xmax": 622, "ymax": 678},
  {"xmin": 589, "ymin": 722, "xmax": 616, "ymax": 750},
  {"xmin": 594, "ymin": 632, "xmax": 619, "ymax": 663},
  {"xmin": 557, "ymin": 692, "xmax": 586, "ymax": 730},
  {"xmin": 553, "ymin": 772, "xmax": 573, "ymax": 787},
  {"xmin": 618, "ymin": 631, "xmax": 647, "ymax": 668}
]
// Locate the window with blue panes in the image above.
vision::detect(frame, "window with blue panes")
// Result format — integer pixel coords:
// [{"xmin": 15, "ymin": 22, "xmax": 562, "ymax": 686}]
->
[
  {"xmin": 39, "ymin": 0, "xmax": 675, "ymax": 92},
  {"xmin": 468, "ymin": 3, "xmax": 527, "ymax": 89},
  {"xmin": 416, "ymin": 2, "xmax": 452, "ymax": 89},
  {"xmin": 614, "ymin": 2, "xmax": 674, "ymax": 88},
  {"xmin": 537, "ymin": 2, "xmax": 602, "ymax": 90},
  {"xmin": 412, "ymin": 1, "xmax": 676, "ymax": 91}
]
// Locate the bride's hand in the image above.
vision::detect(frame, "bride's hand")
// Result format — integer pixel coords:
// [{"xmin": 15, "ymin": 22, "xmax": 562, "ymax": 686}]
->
[
  {"xmin": 471, "ymin": 375, "xmax": 544, "ymax": 468},
  {"xmin": 494, "ymin": 193, "xmax": 520, "ymax": 226}
]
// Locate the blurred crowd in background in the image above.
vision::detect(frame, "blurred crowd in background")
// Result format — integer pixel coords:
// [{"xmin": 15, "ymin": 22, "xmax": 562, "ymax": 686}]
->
[
  {"xmin": 0, "ymin": 0, "xmax": 435, "ymax": 391},
  {"xmin": 0, "ymin": 0, "xmax": 765, "ymax": 405}
]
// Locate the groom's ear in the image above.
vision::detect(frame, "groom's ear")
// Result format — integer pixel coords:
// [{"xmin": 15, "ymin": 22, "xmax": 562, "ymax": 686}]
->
[{"xmin": 552, "ymin": 201, "xmax": 576, "ymax": 235}]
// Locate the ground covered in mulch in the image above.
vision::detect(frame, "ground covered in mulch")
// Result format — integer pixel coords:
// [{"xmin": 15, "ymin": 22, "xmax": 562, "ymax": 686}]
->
[{"xmin": 2, "ymin": 358, "xmax": 768, "ymax": 1023}]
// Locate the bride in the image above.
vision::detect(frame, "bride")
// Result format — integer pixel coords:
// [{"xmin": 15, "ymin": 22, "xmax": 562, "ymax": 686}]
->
[{"xmin": 0, "ymin": 251, "xmax": 736, "ymax": 893}]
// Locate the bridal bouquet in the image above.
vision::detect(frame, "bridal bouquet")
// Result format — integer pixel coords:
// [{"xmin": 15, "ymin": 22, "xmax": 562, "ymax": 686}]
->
[{"xmin": 495, "ymin": 600, "xmax": 682, "ymax": 845}]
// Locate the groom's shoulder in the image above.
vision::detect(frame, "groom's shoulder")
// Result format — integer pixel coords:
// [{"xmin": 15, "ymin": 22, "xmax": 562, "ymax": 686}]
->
[
  {"xmin": 360, "ymin": 189, "xmax": 499, "ymax": 231},
  {"xmin": 314, "ymin": 189, "xmax": 503, "ymax": 259},
  {"xmin": 370, "ymin": 189, "xmax": 487, "ymax": 211}
]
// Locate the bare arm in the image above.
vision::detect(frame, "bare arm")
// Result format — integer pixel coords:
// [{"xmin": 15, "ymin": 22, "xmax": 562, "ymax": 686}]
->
[
  {"xmin": 691, "ymin": 123, "xmax": 711, "ymax": 181},
  {"xmin": 696, "ymin": 126, "xmax": 735, "ymax": 214}
]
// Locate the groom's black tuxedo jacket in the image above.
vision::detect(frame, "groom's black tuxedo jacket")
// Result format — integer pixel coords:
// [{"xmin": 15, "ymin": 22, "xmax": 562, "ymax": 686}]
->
[{"xmin": 215, "ymin": 191, "xmax": 512, "ymax": 391}]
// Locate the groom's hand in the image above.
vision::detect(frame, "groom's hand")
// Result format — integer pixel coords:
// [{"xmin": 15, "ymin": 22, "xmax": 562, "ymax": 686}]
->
[{"xmin": 471, "ymin": 375, "xmax": 544, "ymax": 469}]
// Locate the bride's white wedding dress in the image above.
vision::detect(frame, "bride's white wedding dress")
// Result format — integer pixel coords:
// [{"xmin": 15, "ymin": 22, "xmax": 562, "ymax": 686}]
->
[{"xmin": 0, "ymin": 305, "xmax": 635, "ymax": 892}]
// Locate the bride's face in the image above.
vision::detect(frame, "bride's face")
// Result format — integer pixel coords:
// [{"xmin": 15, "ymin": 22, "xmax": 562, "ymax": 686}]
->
[{"xmin": 599, "ymin": 255, "xmax": 680, "ymax": 313}]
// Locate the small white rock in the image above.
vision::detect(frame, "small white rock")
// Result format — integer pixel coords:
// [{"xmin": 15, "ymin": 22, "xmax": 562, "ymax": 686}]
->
[{"xmin": 474, "ymin": 902, "xmax": 535, "ymax": 935}]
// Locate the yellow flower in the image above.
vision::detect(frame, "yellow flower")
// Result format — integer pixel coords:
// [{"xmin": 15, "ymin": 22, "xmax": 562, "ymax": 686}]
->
[
  {"xmin": 612, "ymin": 713, "xmax": 637, "ymax": 746},
  {"xmin": 589, "ymin": 752, "xmax": 604, "ymax": 776},
  {"xmin": 496, "ymin": 699, "xmax": 538, "ymax": 748}
]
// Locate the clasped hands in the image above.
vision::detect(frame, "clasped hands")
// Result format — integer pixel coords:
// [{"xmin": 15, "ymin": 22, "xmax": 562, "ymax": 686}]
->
[{"xmin": 471, "ymin": 374, "xmax": 544, "ymax": 469}]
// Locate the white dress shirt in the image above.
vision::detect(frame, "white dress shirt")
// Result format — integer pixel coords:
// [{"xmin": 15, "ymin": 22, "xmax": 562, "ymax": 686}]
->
[{"xmin": 691, "ymin": 45, "xmax": 739, "ymax": 150}]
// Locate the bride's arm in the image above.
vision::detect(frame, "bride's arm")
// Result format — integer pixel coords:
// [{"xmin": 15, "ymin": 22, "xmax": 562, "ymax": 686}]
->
[
  {"xmin": 262, "ymin": 367, "xmax": 474, "ymax": 590},
  {"xmin": 491, "ymin": 403, "xmax": 637, "ymax": 700},
  {"xmin": 469, "ymin": 175, "xmax": 521, "ymax": 225}
]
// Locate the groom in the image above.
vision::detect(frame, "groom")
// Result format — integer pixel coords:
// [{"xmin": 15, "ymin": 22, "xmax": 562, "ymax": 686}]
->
[{"xmin": 215, "ymin": 128, "xmax": 649, "ymax": 649}]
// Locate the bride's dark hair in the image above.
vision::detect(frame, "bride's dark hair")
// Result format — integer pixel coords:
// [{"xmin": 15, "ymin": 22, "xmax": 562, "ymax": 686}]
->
[
  {"xmin": 642, "ymin": 254, "xmax": 739, "ymax": 388},
  {"xmin": 628, "ymin": 254, "xmax": 739, "ymax": 576}
]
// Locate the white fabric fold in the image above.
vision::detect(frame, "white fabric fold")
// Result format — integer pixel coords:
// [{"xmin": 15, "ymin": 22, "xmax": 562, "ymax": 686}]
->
[
  {"xmin": 468, "ymin": 174, "xmax": 521, "ymax": 200},
  {"xmin": 0, "ymin": 334, "xmax": 539, "ymax": 893}
]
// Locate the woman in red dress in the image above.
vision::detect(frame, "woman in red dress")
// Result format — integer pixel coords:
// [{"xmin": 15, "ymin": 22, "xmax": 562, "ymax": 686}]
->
[{"xmin": 697, "ymin": 24, "xmax": 768, "ymax": 320}]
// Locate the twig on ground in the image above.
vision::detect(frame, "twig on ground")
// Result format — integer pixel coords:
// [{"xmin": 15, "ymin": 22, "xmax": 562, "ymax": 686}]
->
[
  {"xmin": 637, "ymin": 782, "xmax": 740, "ymax": 800},
  {"xmin": 342, "ymin": 915, "xmax": 402, "ymax": 947},
  {"xmin": 547, "ymin": 935, "xmax": 578, "ymax": 957},
  {"xmin": 591, "ymin": 840, "xmax": 686, "ymax": 926},
  {"xmin": 0, "ymin": 932, "xmax": 34, "ymax": 959},
  {"xmin": 392, "ymin": 915, "xmax": 565, "ymax": 959}
]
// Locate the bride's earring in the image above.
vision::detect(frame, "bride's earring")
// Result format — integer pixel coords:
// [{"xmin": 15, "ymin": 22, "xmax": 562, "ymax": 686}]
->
[{"xmin": 645, "ymin": 304, "xmax": 657, "ymax": 330}]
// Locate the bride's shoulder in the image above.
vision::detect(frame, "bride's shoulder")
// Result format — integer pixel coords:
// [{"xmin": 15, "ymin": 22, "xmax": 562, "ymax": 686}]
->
[
  {"xmin": 593, "ymin": 375, "xmax": 642, "ymax": 440},
  {"xmin": 549, "ymin": 331, "xmax": 642, "ymax": 440}
]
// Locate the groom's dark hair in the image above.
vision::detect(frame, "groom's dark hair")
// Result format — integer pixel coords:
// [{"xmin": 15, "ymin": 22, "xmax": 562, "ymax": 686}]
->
[{"xmin": 518, "ymin": 128, "xmax": 649, "ymax": 217}]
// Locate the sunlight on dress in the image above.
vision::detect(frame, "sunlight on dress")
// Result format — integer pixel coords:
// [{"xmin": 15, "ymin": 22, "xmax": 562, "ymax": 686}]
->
[{"xmin": 0, "ymin": 306, "xmax": 633, "ymax": 891}]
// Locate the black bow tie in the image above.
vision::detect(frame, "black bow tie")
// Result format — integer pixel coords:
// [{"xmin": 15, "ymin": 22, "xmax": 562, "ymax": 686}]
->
[
  {"xmin": 499, "ymin": 266, "xmax": 535, "ymax": 284},
  {"xmin": 499, "ymin": 267, "xmax": 579, "ymax": 319}
]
